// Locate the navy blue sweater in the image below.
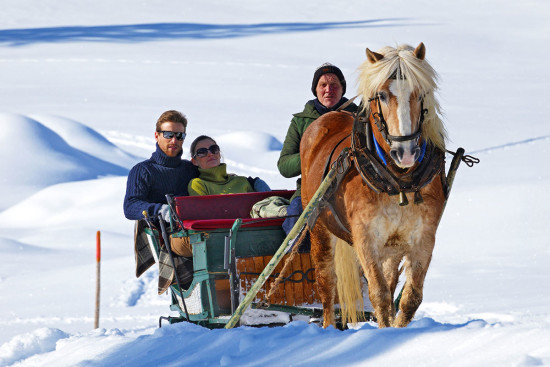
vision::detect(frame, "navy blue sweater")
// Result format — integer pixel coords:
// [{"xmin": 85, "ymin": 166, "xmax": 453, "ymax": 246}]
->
[{"xmin": 123, "ymin": 144, "xmax": 198, "ymax": 221}]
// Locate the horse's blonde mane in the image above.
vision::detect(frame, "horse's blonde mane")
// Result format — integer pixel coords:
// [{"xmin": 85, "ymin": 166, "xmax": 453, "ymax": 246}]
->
[{"xmin": 357, "ymin": 44, "xmax": 447, "ymax": 149}]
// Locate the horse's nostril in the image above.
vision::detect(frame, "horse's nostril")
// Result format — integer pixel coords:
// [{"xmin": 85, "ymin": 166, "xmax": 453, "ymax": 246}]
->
[{"xmin": 390, "ymin": 149, "xmax": 402, "ymax": 162}]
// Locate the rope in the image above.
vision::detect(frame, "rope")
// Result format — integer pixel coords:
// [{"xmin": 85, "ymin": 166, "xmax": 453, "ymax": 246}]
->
[
  {"xmin": 445, "ymin": 149, "xmax": 480, "ymax": 167},
  {"xmin": 258, "ymin": 225, "xmax": 309, "ymax": 308},
  {"xmin": 240, "ymin": 268, "xmax": 315, "ymax": 284}
]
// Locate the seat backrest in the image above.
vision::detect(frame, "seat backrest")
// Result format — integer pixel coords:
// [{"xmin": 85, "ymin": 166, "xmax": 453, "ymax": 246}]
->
[{"xmin": 174, "ymin": 190, "xmax": 294, "ymax": 221}]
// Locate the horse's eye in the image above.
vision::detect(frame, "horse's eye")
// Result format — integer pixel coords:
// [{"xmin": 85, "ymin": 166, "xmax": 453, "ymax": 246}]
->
[{"xmin": 378, "ymin": 92, "xmax": 388, "ymax": 102}]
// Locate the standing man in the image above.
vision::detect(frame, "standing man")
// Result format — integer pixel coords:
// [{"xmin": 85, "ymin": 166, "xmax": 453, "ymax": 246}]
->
[
  {"xmin": 278, "ymin": 63, "xmax": 358, "ymax": 235},
  {"xmin": 124, "ymin": 109, "xmax": 198, "ymax": 293}
]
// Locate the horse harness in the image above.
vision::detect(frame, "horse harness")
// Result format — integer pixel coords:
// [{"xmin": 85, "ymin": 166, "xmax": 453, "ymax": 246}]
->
[{"xmin": 308, "ymin": 108, "xmax": 447, "ymax": 235}]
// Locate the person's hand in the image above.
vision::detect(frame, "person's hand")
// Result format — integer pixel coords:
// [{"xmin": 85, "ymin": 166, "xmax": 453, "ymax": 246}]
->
[{"xmin": 159, "ymin": 204, "xmax": 171, "ymax": 222}]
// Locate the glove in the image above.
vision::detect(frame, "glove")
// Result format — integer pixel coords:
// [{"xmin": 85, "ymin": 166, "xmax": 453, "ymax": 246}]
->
[
  {"xmin": 159, "ymin": 204, "xmax": 171, "ymax": 222},
  {"xmin": 253, "ymin": 178, "xmax": 271, "ymax": 192}
]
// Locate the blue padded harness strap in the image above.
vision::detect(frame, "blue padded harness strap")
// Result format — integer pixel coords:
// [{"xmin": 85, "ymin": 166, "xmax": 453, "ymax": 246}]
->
[
  {"xmin": 372, "ymin": 130, "xmax": 387, "ymax": 166},
  {"xmin": 417, "ymin": 140, "xmax": 427, "ymax": 163}
]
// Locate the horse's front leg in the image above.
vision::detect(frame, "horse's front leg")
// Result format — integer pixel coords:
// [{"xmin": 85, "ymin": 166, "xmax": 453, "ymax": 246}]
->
[
  {"xmin": 354, "ymin": 233, "xmax": 393, "ymax": 328},
  {"xmin": 310, "ymin": 226, "xmax": 337, "ymax": 328},
  {"xmin": 393, "ymin": 233, "xmax": 435, "ymax": 327},
  {"xmin": 381, "ymin": 249, "xmax": 406, "ymax": 320}
]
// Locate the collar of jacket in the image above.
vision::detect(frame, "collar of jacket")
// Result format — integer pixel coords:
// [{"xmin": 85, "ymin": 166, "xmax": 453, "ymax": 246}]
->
[
  {"xmin": 293, "ymin": 100, "xmax": 321, "ymax": 119},
  {"xmin": 197, "ymin": 163, "xmax": 231, "ymax": 183},
  {"xmin": 314, "ymin": 97, "xmax": 348, "ymax": 115},
  {"xmin": 151, "ymin": 143, "xmax": 183, "ymax": 168}
]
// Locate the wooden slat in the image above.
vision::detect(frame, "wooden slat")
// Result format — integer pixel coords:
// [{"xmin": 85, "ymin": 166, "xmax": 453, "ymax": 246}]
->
[
  {"xmin": 237, "ymin": 253, "xmax": 321, "ymax": 307},
  {"xmin": 265, "ymin": 255, "xmax": 282, "ymax": 304},
  {"xmin": 237, "ymin": 258, "xmax": 246, "ymax": 299},
  {"xmin": 301, "ymin": 253, "xmax": 315, "ymax": 304},
  {"xmin": 253, "ymin": 256, "xmax": 265, "ymax": 301},
  {"xmin": 239, "ymin": 257, "xmax": 253, "ymax": 301},
  {"xmin": 214, "ymin": 278, "xmax": 231, "ymax": 310},
  {"xmin": 282, "ymin": 254, "xmax": 294, "ymax": 306},
  {"xmin": 292, "ymin": 253, "xmax": 304, "ymax": 305}
]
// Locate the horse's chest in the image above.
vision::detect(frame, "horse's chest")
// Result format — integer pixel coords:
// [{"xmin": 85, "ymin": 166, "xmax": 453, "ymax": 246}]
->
[{"xmin": 367, "ymin": 205, "xmax": 425, "ymax": 247}]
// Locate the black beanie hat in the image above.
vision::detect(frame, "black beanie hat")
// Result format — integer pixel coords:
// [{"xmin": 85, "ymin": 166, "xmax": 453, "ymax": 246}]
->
[{"xmin": 311, "ymin": 63, "xmax": 346, "ymax": 97}]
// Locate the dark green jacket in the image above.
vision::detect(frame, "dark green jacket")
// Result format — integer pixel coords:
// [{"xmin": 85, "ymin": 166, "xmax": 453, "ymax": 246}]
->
[{"xmin": 277, "ymin": 99, "xmax": 358, "ymax": 200}]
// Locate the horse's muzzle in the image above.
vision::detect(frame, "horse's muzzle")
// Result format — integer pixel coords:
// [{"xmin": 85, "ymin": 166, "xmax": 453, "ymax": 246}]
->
[{"xmin": 390, "ymin": 145, "xmax": 421, "ymax": 167}]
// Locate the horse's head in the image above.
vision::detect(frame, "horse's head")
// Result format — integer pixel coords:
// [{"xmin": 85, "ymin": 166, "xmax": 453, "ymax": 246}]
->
[{"xmin": 358, "ymin": 43, "xmax": 446, "ymax": 169}]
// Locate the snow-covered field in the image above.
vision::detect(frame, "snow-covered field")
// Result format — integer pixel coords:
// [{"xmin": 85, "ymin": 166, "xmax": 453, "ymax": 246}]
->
[{"xmin": 1, "ymin": 1, "xmax": 549, "ymax": 366}]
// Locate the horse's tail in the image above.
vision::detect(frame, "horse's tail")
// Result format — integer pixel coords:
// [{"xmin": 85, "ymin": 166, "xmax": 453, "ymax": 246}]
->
[{"xmin": 334, "ymin": 239, "xmax": 366, "ymax": 326}]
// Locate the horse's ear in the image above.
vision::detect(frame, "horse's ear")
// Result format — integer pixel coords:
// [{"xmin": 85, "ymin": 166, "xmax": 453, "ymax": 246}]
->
[
  {"xmin": 414, "ymin": 42, "xmax": 426, "ymax": 60},
  {"xmin": 366, "ymin": 48, "xmax": 384, "ymax": 64}
]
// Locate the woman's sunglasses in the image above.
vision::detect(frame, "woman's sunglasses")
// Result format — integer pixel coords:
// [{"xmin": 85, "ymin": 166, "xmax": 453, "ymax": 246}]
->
[
  {"xmin": 194, "ymin": 144, "xmax": 220, "ymax": 158},
  {"xmin": 159, "ymin": 131, "xmax": 186, "ymax": 141}
]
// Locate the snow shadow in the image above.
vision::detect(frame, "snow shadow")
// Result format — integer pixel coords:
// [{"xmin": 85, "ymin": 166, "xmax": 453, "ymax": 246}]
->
[
  {"xmin": 76, "ymin": 318, "xmax": 488, "ymax": 367},
  {"xmin": 0, "ymin": 19, "xmax": 412, "ymax": 46}
]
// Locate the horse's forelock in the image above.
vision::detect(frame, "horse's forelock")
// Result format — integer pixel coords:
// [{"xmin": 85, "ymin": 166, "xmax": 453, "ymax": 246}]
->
[{"xmin": 357, "ymin": 44, "xmax": 447, "ymax": 149}]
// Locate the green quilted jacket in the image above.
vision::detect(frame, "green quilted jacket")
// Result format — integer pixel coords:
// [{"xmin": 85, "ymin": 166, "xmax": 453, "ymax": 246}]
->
[{"xmin": 277, "ymin": 99, "xmax": 358, "ymax": 201}]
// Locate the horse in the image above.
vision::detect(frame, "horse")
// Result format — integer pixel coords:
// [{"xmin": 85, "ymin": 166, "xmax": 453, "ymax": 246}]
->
[{"xmin": 300, "ymin": 43, "xmax": 448, "ymax": 328}]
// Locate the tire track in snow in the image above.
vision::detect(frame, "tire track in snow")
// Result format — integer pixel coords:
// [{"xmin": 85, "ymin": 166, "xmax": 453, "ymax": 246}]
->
[{"xmin": 468, "ymin": 134, "xmax": 550, "ymax": 154}]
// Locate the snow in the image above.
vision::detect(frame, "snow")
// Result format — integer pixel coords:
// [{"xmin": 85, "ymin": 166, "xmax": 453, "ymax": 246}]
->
[{"xmin": 1, "ymin": 0, "xmax": 550, "ymax": 365}]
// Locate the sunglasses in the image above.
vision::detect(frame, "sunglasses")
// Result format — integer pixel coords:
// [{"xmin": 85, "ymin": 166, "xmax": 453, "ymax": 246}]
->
[
  {"xmin": 194, "ymin": 144, "xmax": 220, "ymax": 158},
  {"xmin": 158, "ymin": 131, "xmax": 186, "ymax": 141}
]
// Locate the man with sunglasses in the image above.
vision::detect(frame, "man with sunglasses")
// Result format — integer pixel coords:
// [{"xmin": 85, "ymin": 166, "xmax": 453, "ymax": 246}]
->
[
  {"xmin": 124, "ymin": 110, "xmax": 198, "ymax": 293},
  {"xmin": 124, "ymin": 110, "xmax": 198, "ymax": 222}
]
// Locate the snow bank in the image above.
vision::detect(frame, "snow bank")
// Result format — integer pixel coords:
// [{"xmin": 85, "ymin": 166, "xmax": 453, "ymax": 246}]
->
[
  {"xmin": 0, "ymin": 113, "xmax": 129, "ymax": 210},
  {"xmin": 0, "ymin": 328, "xmax": 69, "ymax": 366}
]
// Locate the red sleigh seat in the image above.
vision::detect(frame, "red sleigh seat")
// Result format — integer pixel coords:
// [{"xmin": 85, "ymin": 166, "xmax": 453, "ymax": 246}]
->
[{"xmin": 173, "ymin": 190, "xmax": 294, "ymax": 230}]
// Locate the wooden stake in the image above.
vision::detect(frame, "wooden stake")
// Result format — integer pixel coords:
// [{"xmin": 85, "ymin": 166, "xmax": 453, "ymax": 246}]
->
[{"xmin": 94, "ymin": 230, "xmax": 101, "ymax": 329}]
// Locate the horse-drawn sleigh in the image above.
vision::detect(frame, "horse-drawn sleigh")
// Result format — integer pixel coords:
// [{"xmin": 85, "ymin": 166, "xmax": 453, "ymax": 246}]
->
[
  {"xmin": 137, "ymin": 42, "xmax": 478, "ymax": 330},
  {"xmin": 139, "ymin": 190, "xmax": 372, "ymax": 328}
]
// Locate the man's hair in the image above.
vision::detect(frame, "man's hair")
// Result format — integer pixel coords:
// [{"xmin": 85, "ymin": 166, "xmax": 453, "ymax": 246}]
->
[{"xmin": 156, "ymin": 110, "xmax": 187, "ymax": 131}]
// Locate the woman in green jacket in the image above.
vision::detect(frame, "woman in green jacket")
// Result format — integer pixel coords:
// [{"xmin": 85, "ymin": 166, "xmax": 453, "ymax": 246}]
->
[
  {"xmin": 188, "ymin": 135, "xmax": 271, "ymax": 196},
  {"xmin": 278, "ymin": 63, "xmax": 358, "ymax": 234}
]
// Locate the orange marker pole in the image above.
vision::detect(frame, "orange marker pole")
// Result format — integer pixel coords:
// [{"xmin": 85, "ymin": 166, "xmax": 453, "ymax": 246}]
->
[{"xmin": 94, "ymin": 231, "xmax": 101, "ymax": 329}]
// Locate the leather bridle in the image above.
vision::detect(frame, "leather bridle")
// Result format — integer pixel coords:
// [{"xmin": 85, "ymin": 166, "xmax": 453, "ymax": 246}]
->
[{"xmin": 367, "ymin": 93, "xmax": 428, "ymax": 147}]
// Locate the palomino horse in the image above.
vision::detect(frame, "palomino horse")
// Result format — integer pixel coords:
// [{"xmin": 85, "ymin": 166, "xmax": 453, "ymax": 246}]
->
[{"xmin": 301, "ymin": 43, "xmax": 447, "ymax": 328}]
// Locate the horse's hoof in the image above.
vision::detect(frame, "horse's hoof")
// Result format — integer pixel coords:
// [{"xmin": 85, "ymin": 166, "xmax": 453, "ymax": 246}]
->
[
  {"xmin": 335, "ymin": 320, "xmax": 348, "ymax": 330},
  {"xmin": 308, "ymin": 317, "xmax": 322, "ymax": 326}
]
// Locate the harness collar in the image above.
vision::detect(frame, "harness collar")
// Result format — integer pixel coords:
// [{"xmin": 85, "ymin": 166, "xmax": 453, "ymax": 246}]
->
[{"xmin": 351, "ymin": 109, "xmax": 445, "ymax": 205}]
